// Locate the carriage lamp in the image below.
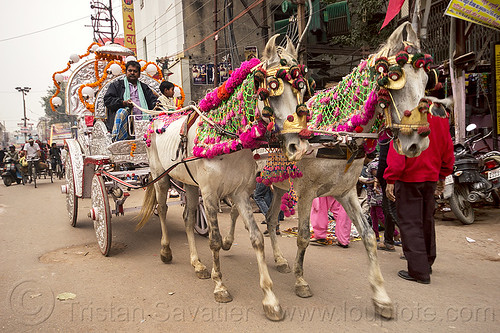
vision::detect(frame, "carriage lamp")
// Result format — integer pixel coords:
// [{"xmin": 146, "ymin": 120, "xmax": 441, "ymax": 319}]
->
[
  {"xmin": 108, "ymin": 63, "xmax": 122, "ymax": 76},
  {"xmin": 139, "ymin": 60, "xmax": 146, "ymax": 68},
  {"xmin": 69, "ymin": 53, "xmax": 80, "ymax": 64},
  {"xmin": 125, "ymin": 55, "xmax": 137, "ymax": 63},
  {"xmin": 146, "ymin": 64, "xmax": 158, "ymax": 75},
  {"xmin": 54, "ymin": 73, "xmax": 64, "ymax": 83},
  {"xmin": 90, "ymin": 44, "xmax": 99, "ymax": 53},
  {"xmin": 52, "ymin": 96, "xmax": 62, "ymax": 107},
  {"xmin": 82, "ymin": 86, "xmax": 95, "ymax": 99},
  {"xmin": 173, "ymin": 86, "xmax": 181, "ymax": 98}
]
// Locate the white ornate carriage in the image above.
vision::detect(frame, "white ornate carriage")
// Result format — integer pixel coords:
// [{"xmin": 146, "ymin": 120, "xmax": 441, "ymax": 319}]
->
[{"xmin": 55, "ymin": 43, "xmax": 207, "ymax": 256}]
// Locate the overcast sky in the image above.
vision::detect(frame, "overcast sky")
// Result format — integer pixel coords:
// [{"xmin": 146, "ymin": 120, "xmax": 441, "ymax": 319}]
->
[{"xmin": 0, "ymin": 0, "xmax": 124, "ymax": 134}]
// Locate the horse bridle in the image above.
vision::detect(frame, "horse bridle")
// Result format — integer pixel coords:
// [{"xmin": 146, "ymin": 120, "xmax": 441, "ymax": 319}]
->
[
  {"xmin": 253, "ymin": 59, "xmax": 313, "ymax": 136},
  {"xmin": 373, "ymin": 46, "xmax": 438, "ymax": 137}
]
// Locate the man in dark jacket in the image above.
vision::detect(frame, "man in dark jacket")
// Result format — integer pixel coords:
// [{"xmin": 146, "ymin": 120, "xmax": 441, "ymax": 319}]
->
[
  {"xmin": 385, "ymin": 112, "xmax": 454, "ymax": 284},
  {"xmin": 104, "ymin": 61, "xmax": 157, "ymax": 139}
]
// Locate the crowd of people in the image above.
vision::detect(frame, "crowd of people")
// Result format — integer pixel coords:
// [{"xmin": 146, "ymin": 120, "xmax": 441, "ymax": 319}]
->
[{"xmin": 1, "ymin": 138, "xmax": 65, "ymax": 183}]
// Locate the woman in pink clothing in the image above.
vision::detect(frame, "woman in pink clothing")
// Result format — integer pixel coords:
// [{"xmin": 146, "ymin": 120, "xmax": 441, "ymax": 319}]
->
[{"xmin": 310, "ymin": 196, "xmax": 352, "ymax": 248}]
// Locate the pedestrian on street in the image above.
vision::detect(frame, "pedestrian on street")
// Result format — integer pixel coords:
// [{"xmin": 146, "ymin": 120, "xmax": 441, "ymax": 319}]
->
[
  {"xmin": 384, "ymin": 112, "xmax": 454, "ymax": 284},
  {"xmin": 375, "ymin": 136, "xmax": 401, "ymax": 251},
  {"xmin": 310, "ymin": 196, "xmax": 352, "ymax": 248}
]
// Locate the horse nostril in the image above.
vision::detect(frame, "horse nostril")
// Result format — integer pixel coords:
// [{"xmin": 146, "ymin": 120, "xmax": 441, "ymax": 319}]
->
[
  {"xmin": 408, "ymin": 144, "xmax": 418, "ymax": 153},
  {"xmin": 287, "ymin": 143, "xmax": 297, "ymax": 155}
]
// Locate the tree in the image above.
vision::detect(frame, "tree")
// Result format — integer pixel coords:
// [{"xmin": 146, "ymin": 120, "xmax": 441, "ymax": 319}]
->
[
  {"xmin": 40, "ymin": 83, "xmax": 75, "ymax": 126},
  {"xmin": 329, "ymin": 0, "xmax": 398, "ymax": 50}
]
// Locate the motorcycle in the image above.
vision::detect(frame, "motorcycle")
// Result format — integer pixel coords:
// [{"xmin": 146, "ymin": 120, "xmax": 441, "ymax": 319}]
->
[
  {"xmin": 443, "ymin": 124, "xmax": 500, "ymax": 224},
  {"xmin": 2, "ymin": 157, "xmax": 25, "ymax": 186}
]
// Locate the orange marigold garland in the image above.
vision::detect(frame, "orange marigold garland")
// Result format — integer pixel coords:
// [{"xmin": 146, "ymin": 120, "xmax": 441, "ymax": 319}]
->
[
  {"xmin": 50, "ymin": 42, "xmax": 101, "ymax": 112},
  {"xmin": 78, "ymin": 60, "xmax": 122, "ymax": 113},
  {"xmin": 173, "ymin": 83, "xmax": 185, "ymax": 108},
  {"xmin": 129, "ymin": 142, "xmax": 137, "ymax": 157}
]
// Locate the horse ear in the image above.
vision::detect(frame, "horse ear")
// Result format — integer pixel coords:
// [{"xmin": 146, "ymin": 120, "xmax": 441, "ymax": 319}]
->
[
  {"xmin": 262, "ymin": 34, "xmax": 280, "ymax": 64},
  {"xmin": 285, "ymin": 36, "xmax": 297, "ymax": 58},
  {"xmin": 385, "ymin": 22, "xmax": 410, "ymax": 55},
  {"xmin": 405, "ymin": 23, "xmax": 421, "ymax": 49}
]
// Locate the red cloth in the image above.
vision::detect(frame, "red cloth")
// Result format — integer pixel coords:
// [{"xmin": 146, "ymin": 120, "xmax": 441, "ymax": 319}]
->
[
  {"xmin": 380, "ymin": 0, "xmax": 406, "ymax": 30},
  {"xmin": 383, "ymin": 114, "xmax": 455, "ymax": 184}
]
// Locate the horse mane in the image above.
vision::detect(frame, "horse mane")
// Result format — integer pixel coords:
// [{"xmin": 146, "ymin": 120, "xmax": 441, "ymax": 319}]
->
[{"xmin": 306, "ymin": 59, "xmax": 379, "ymax": 134}]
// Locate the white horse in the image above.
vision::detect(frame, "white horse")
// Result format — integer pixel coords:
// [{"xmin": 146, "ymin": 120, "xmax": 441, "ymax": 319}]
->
[
  {"xmin": 222, "ymin": 22, "xmax": 451, "ymax": 319},
  {"xmin": 137, "ymin": 35, "xmax": 310, "ymax": 321}
]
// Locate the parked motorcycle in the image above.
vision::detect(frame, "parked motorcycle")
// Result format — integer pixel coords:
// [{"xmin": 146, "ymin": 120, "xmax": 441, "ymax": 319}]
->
[
  {"xmin": 2, "ymin": 157, "xmax": 25, "ymax": 186},
  {"xmin": 444, "ymin": 124, "xmax": 500, "ymax": 224}
]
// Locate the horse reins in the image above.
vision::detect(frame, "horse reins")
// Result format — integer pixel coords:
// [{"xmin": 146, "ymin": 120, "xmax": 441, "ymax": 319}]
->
[{"xmin": 100, "ymin": 155, "xmax": 201, "ymax": 189}]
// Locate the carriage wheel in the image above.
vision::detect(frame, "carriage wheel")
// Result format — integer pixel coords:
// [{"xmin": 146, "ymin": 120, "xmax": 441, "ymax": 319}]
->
[
  {"xmin": 65, "ymin": 157, "xmax": 78, "ymax": 227},
  {"xmin": 90, "ymin": 174, "xmax": 112, "ymax": 256},
  {"xmin": 194, "ymin": 197, "xmax": 209, "ymax": 237}
]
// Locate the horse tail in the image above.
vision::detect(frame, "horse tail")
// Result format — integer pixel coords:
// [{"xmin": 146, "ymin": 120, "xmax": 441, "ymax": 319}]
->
[{"xmin": 136, "ymin": 175, "xmax": 157, "ymax": 231}]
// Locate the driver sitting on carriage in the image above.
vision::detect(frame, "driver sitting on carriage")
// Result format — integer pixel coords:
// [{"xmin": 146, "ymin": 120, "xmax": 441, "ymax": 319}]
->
[{"xmin": 103, "ymin": 61, "xmax": 158, "ymax": 141}]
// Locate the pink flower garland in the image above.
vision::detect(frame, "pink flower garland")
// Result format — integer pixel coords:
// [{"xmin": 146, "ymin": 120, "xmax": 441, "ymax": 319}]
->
[{"xmin": 198, "ymin": 58, "xmax": 261, "ymax": 112}]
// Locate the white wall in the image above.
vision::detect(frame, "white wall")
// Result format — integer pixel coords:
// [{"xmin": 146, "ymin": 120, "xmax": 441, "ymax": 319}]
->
[{"xmin": 134, "ymin": 0, "xmax": 191, "ymax": 101}]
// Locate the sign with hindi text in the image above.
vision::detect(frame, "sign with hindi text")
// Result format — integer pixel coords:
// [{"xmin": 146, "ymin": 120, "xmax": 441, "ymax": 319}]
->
[
  {"xmin": 445, "ymin": 0, "xmax": 500, "ymax": 31},
  {"xmin": 122, "ymin": 0, "xmax": 137, "ymax": 55}
]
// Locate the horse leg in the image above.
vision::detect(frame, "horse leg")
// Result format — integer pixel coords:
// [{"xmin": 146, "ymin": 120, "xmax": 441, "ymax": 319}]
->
[
  {"xmin": 293, "ymin": 195, "xmax": 314, "ymax": 298},
  {"xmin": 155, "ymin": 176, "xmax": 172, "ymax": 263},
  {"xmin": 266, "ymin": 187, "xmax": 291, "ymax": 273},
  {"xmin": 231, "ymin": 193, "xmax": 284, "ymax": 321},
  {"xmin": 183, "ymin": 185, "xmax": 210, "ymax": 279},
  {"xmin": 202, "ymin": 193, "xmax": 233, "ymax": 303},
  {"xmin": 336, "ymin": 189, "xmax": 394, "ymax": 319},
  {"xmin": 222, "ymin": 204, "xmax": 239, "ymax": 251}
]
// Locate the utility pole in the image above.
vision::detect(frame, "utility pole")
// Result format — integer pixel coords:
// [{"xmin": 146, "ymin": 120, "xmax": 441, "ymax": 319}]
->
[
  {"xmin": 296, "ymin": 0, "xmax": 306, "ymax": 64},
  {"xmin": 214, "ymin": 0, "xmax": 219, "ymax": 87},
  {"xmin": 15, "ymin": 86, "xmax": 31, "ymax": 142},
  {"xmin": 261, "ymin": 0, "xmax": 269, "ymax": 43}
]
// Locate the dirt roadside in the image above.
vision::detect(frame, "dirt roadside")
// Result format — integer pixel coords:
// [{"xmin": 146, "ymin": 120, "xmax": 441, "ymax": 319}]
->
[{"xmin": 0, "ymin": 179, "xmax": 499, "ymax": 332}]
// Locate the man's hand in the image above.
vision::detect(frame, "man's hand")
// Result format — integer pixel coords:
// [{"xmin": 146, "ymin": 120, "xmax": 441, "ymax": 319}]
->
[
  {"xmin": 123, "ymin": 99, "xmax": 134, "ymax": 108},
  {"xmin": 386, "ymin": 183, "xmax": 396, "ymax": 202},
  {"xmin": 435, "ymin": 179, "xmax": 445, "ymax": 197}
]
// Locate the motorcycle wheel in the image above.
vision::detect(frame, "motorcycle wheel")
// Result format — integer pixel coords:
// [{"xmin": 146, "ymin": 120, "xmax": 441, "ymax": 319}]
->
[
  {"xmin": 449, "ymin": 183, "xmax": 475, "ymax": 225},
  {"xmin": 492, "ymin": 189, "xmax": 500, "ymax": 207},
  {"xmin": 3, "ymin": 177, "xmax": 12, "ymax": 186}
]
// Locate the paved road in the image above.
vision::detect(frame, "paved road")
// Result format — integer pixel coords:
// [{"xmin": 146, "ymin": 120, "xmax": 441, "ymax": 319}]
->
[{"xmin": 1, "ymin": 178, "xmax": 499, "ymax": 332}]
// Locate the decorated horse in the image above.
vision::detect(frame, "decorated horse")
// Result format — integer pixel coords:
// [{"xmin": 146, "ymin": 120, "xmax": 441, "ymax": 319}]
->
[
  {"xmin": 137, "ymin": 35, "xmax": 311, "ymax": 321},
  {"xmin": 221, "ymin": 22, "xmax": 452, "ymax": 319}
]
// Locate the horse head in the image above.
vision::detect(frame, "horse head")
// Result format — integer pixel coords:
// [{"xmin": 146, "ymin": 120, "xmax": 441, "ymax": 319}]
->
[
  {"xmin": 375, "ymin": 22, "xmax": 445, "ymax": 158},
  {"xmin": 259, "ymin": 35, "xmax": 310, "ymax": 161}
]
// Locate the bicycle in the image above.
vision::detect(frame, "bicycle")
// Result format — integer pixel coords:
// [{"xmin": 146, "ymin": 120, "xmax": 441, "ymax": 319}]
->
[{"xmin": 27, "ymin": 158, "xmax": 40, "ymax": 188}]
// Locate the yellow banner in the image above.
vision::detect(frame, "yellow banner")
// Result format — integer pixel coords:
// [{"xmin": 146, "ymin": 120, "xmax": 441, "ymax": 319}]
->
[
  {"xmin": 122, "ymin": 0, "xmax": 137, "ymax": 55},
  {"xmin": 495, "ymin": 44, "xmax": 500, "ymax": 134},
  {"xmin": 445, "ymin": 0, "xmax": 500, "ymax": 31}
]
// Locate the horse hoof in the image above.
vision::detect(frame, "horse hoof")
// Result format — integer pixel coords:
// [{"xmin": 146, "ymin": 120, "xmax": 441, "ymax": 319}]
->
[
  {"xmin": 161, "ymin": 253, "xmax": 173, "ymax": 263},
  {"xmin": 214, "ymin": 290, "xmax": 233, "ymax": 303},
  {"xmin": 295, "ymin": 284, "xmax": 313, "ymax": 298},
  {"xmin": 195, "ymin": 268, "xmax": 211, "ymax": 279},
  {"xmin": 373, "ymin": 299, "xmax": 394, "ymax": 319},
  {"xmin": 221, "ymin": 241, "xmax": 232, "ymax": 251},
  {"xmin": 276, "ymin": 262, "xmax": 291, "ymax": 273},
  {"xmin": 263, "ymin": 304, "xmax": 285, "ymax": 321}
]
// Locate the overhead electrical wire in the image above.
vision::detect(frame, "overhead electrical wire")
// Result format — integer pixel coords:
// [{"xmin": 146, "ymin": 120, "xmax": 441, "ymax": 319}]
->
[{"xmin": 0, "ymin": 16, "xmax": 88, "ymax": 43}]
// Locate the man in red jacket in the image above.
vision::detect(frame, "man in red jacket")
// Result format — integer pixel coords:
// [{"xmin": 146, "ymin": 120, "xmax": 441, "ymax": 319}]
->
[{"xmin": 384, "ymin": 112, "xmax": 454, "ymax": 284}]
